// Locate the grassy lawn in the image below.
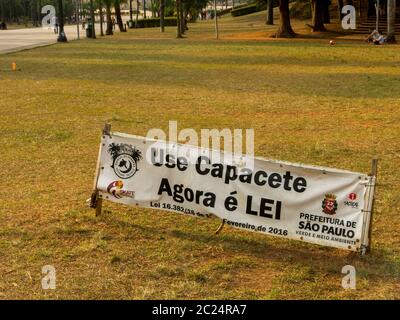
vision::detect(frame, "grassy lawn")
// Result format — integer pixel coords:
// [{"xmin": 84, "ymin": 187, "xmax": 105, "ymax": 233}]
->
[{"xmin": 0, "ymin": 13, "xmax": 399, "ymax": 299}]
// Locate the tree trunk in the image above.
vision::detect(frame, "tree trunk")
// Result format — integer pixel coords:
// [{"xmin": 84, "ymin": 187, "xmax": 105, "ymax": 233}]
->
[
  {"xmin": 136, "ymin": 0, "xmax": 139, "ymax": 27},
  {"xmin": 0, "ymin": 0, "xmax": 5, "ymax": 22},
  {"xmin": 266, "ymin": 0, "xmax": 273, "ymax": 25},
  {"xmin": 90, "ymin": 0, "xmax": 96, "ymax": 38},
  {"xmin": 323, "ymin": 0, "xmax": 330, "ymax": 23},
  {"xmin": 160, "ymin": 0, "xmax": 165, "ymax": 32},
  {"xmin": 57, "ymin": 0, "xmax": 68, "ymax": 41},
  {"xmin": 338, "ymin": 0, "xmax": 344, "ymax": 19},
  {"xmin": 130, "ymin": 0, "xmax": 133, "ymax": 21},
  {"xmin": 106, "ymin": 2, "xmax": 113, "ymax": 35},
  {"xmin": 275, "ymin": 0, "xmax": 295, "ymax": 37},
  {"xmin": 387, "ymin": 0, "xmax": 396, "ymax": 43},
  {"xmin": 144, "ymin": 0, "xmax": 147, "ymax": 18},
  {"xmin": 176, "ymin": 0, "xmax": 182, "ymax": 37},
  {"xmin": 31, "ymin": 0, "xmax": 38, "ymax": 27},
  {"xmin": 215, "ymin": 0, "xmax": 219, "ymax": 39},
  {"xmin": 360, "ymin": 0, "xmax": 367, "ymax": 19},
  {"xmin": 115, "ymin": 1, "xmax": 126, "ymax": 31},
  {"xmin": 37, "ymin": 0, "xmax": 42, "ymax": 27},
  {"xmin": 99, "ymin": 1, "xmax": 104, "ymax": 36},
  {"xmin": 180, "ymin": 0, "xmax": 185, "ymax": 34},
  {"xmin": 312, "ymin": 0, "xmax": 326, "ymax": 31}
]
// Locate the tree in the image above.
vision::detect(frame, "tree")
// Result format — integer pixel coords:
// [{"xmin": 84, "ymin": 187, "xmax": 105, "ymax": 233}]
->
[
  {"xmin": 323, "ymin": 0, "xmax": 330, "ymax": 23},
  {"xmin": 114, "ymin": 0, "xmax": 126, "ymax": 32},
  {"xmin": 135, "ymin": 0, "xmax": 139, "ymax": 27},
  {"xmin": 182, "ymin": 0, "xmax": 208, "ymax": 23},
  {"xmin": 213, "ymin": 0, "xmax": 218, "ymax": 39},
  {"xmin": 89, "ymin": 0, "xmax": 96, "ymax": 38},
  {"xmin": 176, "ymin": 0, "xmax": 182, "ymax": 37},
  {"xmin": 1, "ymin": 0, "xmax": 5, "ymax": 22},
  {"xmin": 30, "ymin": 0, "xmax": 39, "ymax": 26},
  {"xmin": 337, "ymin": 0, "xmax": 344, "ymax": 19},
  {"xmin": 266, "ymin": 0, "xmax": 273, "ymax": 25},
  {"xmin": 160, "ymin": 0, "xmax": 165, "ymax": 32},
  {"xmin": 179, "ymin": 0, "xmax": 184, "ymax": 34},
  {"xmin": 57, "ymin": 0, "xmax": 67, "ymax": 41},
  {"xmin": 98, "ymin": 0, "xmax": 104, "ymax": 36},
  {"xmin": 311, "ymin": 0, "xmax": 326, "ymax": 31},
  {"xmin": 387, "ymin": 0, "xmax": 396, "ymax": 43},
  {"xmin": 275, "ymin": 0, "xmax": 295, "ymax": 37},
  {"xmin": 104, "ymin": 0, "xmax": 113, "ymax": 34},
  {"xmin": 150, "ymin": 0, "xmax": 154, "ymax": 16}
]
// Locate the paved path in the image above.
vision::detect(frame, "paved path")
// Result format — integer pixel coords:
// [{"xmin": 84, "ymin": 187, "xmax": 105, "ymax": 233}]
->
[{"xmin": 0, "ymin": 24, "xmax": 103, "ymax": 54}]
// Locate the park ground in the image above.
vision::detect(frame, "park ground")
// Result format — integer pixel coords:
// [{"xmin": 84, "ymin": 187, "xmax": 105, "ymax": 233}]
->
[{"xmin": 0, "ymin": 12, "xmax": 399, "ymax": 299}]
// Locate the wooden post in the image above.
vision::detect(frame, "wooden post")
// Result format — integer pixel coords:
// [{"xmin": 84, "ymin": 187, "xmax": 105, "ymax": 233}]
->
[
  {"xmin": 103, "ymin": 123, "xmax": 111, "ymax": 137},
  {"xmin": 95, "ymin": 197, "xmax": 103, "ymax": 216},
  {"xmin": 365, "ymin": 158, "xmax": 378, "ymax": 254},
  {"xmin": 90, "ymin": 123, "xmax": 111, "ymax": 216}
]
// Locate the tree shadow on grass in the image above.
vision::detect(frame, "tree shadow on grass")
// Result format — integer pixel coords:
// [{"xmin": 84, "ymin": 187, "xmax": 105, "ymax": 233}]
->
[
  {"xmin": 171, "ymin": 227, "xmax": 400, "ymax": 286},
  {"xmin": 102, "ymin": 211, "xmax": 399, "ymax": 285},
  {"xmin": 12, "ymin": 56, "xmax": 400, "ymax": 99}
]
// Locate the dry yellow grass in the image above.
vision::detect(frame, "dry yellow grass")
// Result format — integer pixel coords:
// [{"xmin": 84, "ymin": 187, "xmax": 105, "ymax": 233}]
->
[{"xmin": 0, "ymin": 12, "xmax": 399, "ymax": 299}]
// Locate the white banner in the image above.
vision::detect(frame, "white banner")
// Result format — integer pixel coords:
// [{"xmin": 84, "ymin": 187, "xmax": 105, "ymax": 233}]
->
[{"xmin": 95, "ymin": 132, "xmax": 374, "ymax": 252}]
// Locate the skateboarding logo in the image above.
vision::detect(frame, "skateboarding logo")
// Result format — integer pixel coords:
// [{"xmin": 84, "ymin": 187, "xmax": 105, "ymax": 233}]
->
[
  {"xmin": 108, "ymin": 143, "xmax": 142, "ymax": 179},
  {"xmin": 107, "ymin": 180, "xmax": 135, "ymax": 199}
]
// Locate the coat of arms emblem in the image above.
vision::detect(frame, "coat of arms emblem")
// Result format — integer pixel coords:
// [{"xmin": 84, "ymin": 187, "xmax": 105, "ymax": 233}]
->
[{"xmin": 322, "ymin": 193, "xmax": 338, "ymax": 215}]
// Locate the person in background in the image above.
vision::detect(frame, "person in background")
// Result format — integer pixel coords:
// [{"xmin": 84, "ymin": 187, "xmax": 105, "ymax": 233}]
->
[
  {"xmin": 54, "ymin": 18, "xmax": 59, "ymax": 34},
  {"xmin": 366, "ymin": 30, "xmax": 386, "ymax": 45}
]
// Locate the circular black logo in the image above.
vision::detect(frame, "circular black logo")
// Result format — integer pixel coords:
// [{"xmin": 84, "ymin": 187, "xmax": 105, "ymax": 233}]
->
[
  {"xmin": 108, "ymin": 143, "xmax": 142, "ymax": 179},
  {"xmin": 113, "ymin": 153, "xmax": 138, "ymax": 179}
]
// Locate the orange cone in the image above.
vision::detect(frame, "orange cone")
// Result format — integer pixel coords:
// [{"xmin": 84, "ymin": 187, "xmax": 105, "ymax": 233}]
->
[{"xmin": 11, "ymin": 62, "xmax": 17, "ymax": 71}]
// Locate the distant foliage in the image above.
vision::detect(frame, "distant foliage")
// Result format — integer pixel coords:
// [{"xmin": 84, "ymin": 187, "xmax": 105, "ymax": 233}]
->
[
  {"xmin": 128, "ymin": 17, "xmax": 178, "ymax": 28},
  {"xmin": 217, "ymin": 7, "xmax": 233, "ymax": 17},
  {"xmin": 230, "ymin": 2, "xmax": 267, "ymax": 17},
  {"xmin": 183, "ymin": 0, "xmax": 210, "ymax": 21}
]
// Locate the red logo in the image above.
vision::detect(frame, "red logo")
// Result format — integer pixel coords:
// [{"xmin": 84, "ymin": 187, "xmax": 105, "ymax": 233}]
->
[{"xmin": 348, "ymin": 193, "xmax": 357, "ymax": 201}]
